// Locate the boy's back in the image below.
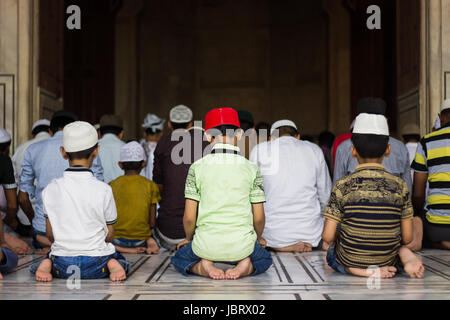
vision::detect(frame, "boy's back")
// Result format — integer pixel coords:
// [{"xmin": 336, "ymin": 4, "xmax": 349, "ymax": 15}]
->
[
  {"xmin": 325, "ymin": 164, "xmax": 413, "ymax": 268},
  {"xmin": 43, "ymin": 168, "xmax": 117, "ymax": 257},
  {"xmin": 110, "ymin": 175, "xmax": 160, "ymax": 240},
  {"xmin": 185, "ymin": 143, "xmax": 266, "ymax": 262}
]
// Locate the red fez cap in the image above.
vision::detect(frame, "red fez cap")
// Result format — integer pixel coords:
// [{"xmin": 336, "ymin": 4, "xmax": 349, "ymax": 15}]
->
[{"xmin": 205, "ymin": 107, "xmax": 241, "ymax": 132}]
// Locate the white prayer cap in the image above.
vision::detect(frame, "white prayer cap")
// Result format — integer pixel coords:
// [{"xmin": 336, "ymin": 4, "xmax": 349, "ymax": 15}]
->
[
  {"xmin": 271, "ymin": 120, "xmax": 298, "ymax": 136},
  {"xmin": 142, "ymin": 114, "xmax": 165, "ymax": 131},
  {"xmin": 352, "ymin": 113, "xmax": 389, "ymax": 136},
  {"xmin": 31, "ymin": 119, "xmax": 50, "ymax": 131},
  {"xmin": 441, "ymin": 99, "xmax": 450, "ymax": 112},
  {"xmin": 63, "ymin": 121, "xmax": 98, "ymax": 152},
  {"xmin": 350, "ymin": 119, "xmax": 356, "ymax": 131},
  {"xmin": 94, "ymin": 123, "xmax": 100, "ymax": 130},
  {"xmin": 0, "ymin": 129, "xmax": 11, "ymax": 143},
  {"xmin": 170, "ymin": 105, "xmax": 193, "ymax": 123},
  {"xmin": 120, "ymin": 141, "xmax": 145, "ymax": 162}
]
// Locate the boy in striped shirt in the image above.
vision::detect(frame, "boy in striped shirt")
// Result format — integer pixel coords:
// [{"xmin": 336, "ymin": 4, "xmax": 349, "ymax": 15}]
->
[{"xmin": 322, "ymin": 113, "xmax": 424, "ymax": 279}]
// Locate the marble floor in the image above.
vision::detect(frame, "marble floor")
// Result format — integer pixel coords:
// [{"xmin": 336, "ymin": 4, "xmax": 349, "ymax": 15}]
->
[{"xmin": 0, "ymin": 249, "xmax": 449, "ymax": 300}]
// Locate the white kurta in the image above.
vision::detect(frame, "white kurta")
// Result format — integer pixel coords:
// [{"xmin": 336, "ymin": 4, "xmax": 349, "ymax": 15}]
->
[{"xmin": 250, "ymin": 136, "xmax": 332, "ymax": 248}]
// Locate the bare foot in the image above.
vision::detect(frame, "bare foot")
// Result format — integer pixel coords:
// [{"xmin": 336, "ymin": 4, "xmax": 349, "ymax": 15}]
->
[
  {"xmin": 200, "ymin": 259, "xmax": 225, "ymax": 280},
  {"xmin": 347, "ymin": 266, "xmax": 397, "ymax": 279},
  {"xmin": 399, "ymin": 247, "xmax": 425, "ymax": 278},
  {"xmin": 146, "ymin": 237, "xmax": 160, "ymax": 255},
  {"xmin": 272, "ymin": 241, "xmax": 313, "ymax": 253},
  {"xmin": 0, "ymin": 272, "xmax": 3, "ymax": 280},
  {"xmin": 225, "ymin": 257, "xmax": 255, "ymax": 280},
  {"xmin": 4, "ymin": 232, "xmax": 31, "ymax": 255},
  {"xmin": 107, "ymin": 259, "xmax": 126, "ymax": 282},
  {"xmin": 406, "ymin": 217, "xmax": 423, "ymax": 252},
  {"xmin": 35, "ymin": 258, "xmax": 53, "ymax": 282}
]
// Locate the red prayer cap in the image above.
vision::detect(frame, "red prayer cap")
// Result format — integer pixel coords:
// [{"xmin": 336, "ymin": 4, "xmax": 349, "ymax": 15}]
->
[{"xmin": 205, "ymin": 107, "xmax": 241, "ymax": 132}]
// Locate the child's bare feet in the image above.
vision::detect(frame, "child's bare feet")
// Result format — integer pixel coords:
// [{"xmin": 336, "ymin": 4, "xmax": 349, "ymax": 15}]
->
[
  {"xmin": 190, "ymin": 259, "xmax": 225, "ymax": 280},
  {"xmin": 225, "ymin": 257, "xmax": 255, "ymax": 280},
  {"xmin": 399, "ymin": 246, "xmax": 425, "ymax": 278},
  {"xmin": 146, "ymin": 237, "xmax": 160, "ymax": 255},
  {"xmin": 107, "ymin": 259, "xmax": 127, "ymax": 282},
  {"xmin": 35, "ymin": 258, "xmax": 53, "ymax": 282},
  {"xmin": 347, "ymin": 266, "xmax": 397, "ymax": 279}
]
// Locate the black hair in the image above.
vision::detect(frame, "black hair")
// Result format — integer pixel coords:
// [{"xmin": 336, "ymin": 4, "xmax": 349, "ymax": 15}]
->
[
  {"xmin": 100, "ymin": 126, "xmax": 123, "ymax": 136},
  {"xmin": 351, "ymin": 134, "xmax": 389, "ymax": 159},
  {"xmin": 239, "ymin": 120, "xmax": 254, "ymax": 132},
  {"xmin": 402, "ymin": 134, "xmax": 421, "ymax": 143},
  {"xmin": 32, "ymin": 125, "xmax": 50, "ymax": 136},
  {"xmin": 50, "ymin": 116, "xmax": 76, "ymax": 134},
  {"xmin": 301, "ymin": 135, "xmax": 314, "ymax": 142},
  {"xmin": 121, "ymin": 161, "xmax": 144, "ymax": 171},
  {"xmin": 0, "ymin": 141, "xmax": 11, "ymax": 153},
  {"xmin": 66, "ymin": 144, "xmax": 98, "ymax": 161},
  {"xmin": 145, "ymin": 128, "xmax": 162, "ymax": 135},
  {"xmin": 171, "ymin": 122, "xmax": 191, "ymax": 130},
  {"xmin": 255, "ymin": 122, "xmax": 271, "ymax": 136},
  {"xmin": 272, "ymin": 126, "xmax": 298, "ymax": 138},
  {"xmin": 319, "ymin": 131, "xmax": 336, "ymax": 149},
  {"xmin": 207, "ymin": 125, "xmax": 241, "ymax": 138}
]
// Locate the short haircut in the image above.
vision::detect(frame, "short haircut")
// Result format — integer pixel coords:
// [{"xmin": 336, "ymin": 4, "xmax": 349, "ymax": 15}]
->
[
  {"xmin": 0, "ymin": 141, "xmax": 11, "ymax": 153},
  {"xmin": 100, "ymin": 126, "xmax": 123, "ymax": 136},
  {"xmin": 351, "ymin": 134, "xmax": 389, "ymax": 159},
  {"xmin": 319, "ymin": 131, "xmax": 335, "ymax": 149},
  {"xmin": 171, "ymin": 121, "xmax": 191, "ymax": 130},
  {"xmin": 402, "ymin": 134, "xmax": 421, "ymax": 143},
  {"xmin": 255, "ymin": 122, "xmax": 271, "ymax": 136},
  {"xmin": 272, "ymin": 126, "xmax": 298, "ymax": 138},
  {"xmin": 50, "ymin": 116, "xmax": 76, "ymax": 133},
  {"xmin": 66, "ymin": 144, "xmax": 98, "ymax": 161},
  {"xmin": 207, "ymin": 125, "xmax": 240, "ymax": 138},
  {"xmin": 239, "ymin": 120, "xmax": 254, "ymax": 132},
  {"xmin": 121, "ymin": 161, "xmax": 144, "ymax": 171},
  {"xmin": 145, "ymin": 127, "xmax": 162, "ymax": 135},
  {"xmin": 32, "ymin": 125, "xmax": 50, "ymax": 136}
]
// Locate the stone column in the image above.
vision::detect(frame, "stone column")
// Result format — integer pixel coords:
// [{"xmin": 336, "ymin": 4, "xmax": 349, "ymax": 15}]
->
[
  {"xmin": 420, "ymin": 0, "xmax": 450, "ymax": 134},
  {"xmin": 114, "ymin": 0, "xmax": 143, "ymax": 141},
  {"xmin": 322, "ymin": 0, "xmax": 352, "ymax": 135}
]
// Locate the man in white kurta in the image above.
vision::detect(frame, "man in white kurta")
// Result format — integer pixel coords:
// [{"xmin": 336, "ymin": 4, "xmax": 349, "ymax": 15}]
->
[{"xmin": 250, "ymin": 120, "xmax": 331, "ymax": 252}]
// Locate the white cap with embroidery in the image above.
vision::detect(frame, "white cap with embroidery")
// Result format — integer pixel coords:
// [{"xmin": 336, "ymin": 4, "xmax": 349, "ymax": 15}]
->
[
  {"xmin": 353, "ymin": 113, "xmax": 389, "ymax": 136},
  {"xmin": 142, "ymin": 114, "xmax": 165, "ymax": 131},
  {"xmin": 120, "ymin": 141, "xmax": 145, "ymax": 162},
  {"xmin": 63, "ymin": 121, "xmax": 98, "ymax": 152},
  {"xmin": 270, "ymin": 120, "xmax": 298, "ymax": 136},
  {"xmin": 170, "ymin": 105, "xmax": 193, "ymax": 124}
]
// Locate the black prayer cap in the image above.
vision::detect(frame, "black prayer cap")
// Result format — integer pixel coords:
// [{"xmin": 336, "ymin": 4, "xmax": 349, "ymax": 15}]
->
[
  {"xmin": 51, "ymin": 109, "xmax": 78, "ymax": 121},
  {"xmin": 357, "ymin": 97, "xmax": 387, "ymax": 116}
]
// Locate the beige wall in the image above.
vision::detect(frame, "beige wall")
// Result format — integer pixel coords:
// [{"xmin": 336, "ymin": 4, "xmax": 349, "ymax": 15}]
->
[
  {"xmin": 420, "ymin": 0, "xmax": 450, "ymax": 134},
  {"xmin": 0, "ymin": 0, "xmax": 39, "ymax": 152}
]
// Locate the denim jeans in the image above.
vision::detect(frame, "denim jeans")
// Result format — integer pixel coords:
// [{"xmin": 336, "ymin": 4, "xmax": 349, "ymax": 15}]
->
[
  {"xmin": 29, "ymin": 252, "xmax": 130, "ymax": 279},
  {"xmin": 112, "ymin": 238, "xmax": 146, "ymax": 248},
  {"xmin": 326, "ymin": 244, "xmax": 347, "ymax": 274},
  {"xmin": 171, "ymin": 241, "xmax": 273, "ymax": 277},
  {"xmin": 0, "ymin": 247, "xmax": 18, "ymax": 274}
]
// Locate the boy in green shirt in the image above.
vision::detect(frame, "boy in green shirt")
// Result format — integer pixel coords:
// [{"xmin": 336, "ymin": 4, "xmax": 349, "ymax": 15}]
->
[{"xmin": 171, "ymin": 108, "xmax": 272, "ymax": 280}]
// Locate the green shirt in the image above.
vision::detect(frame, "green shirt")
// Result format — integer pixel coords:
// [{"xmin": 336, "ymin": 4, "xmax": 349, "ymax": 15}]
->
[{"xmin": 185, "ymin": 143, "xmax": 266, "ymax": 262}]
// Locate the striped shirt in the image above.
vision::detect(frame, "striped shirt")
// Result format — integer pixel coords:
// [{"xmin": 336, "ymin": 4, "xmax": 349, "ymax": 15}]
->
[
  {"xmin": 411, "ymin": 124, "xmax": 450, "ymax": 224},
  {"xmin": 324, "ymin": 164, "xmax": 413, "ymax": 268}
]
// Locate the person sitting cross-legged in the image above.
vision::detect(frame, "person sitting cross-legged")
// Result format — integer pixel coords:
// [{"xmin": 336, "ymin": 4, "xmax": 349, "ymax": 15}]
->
[{"xmin": 322, "ymin": 113, "xmax": 424, "ymax": 279}]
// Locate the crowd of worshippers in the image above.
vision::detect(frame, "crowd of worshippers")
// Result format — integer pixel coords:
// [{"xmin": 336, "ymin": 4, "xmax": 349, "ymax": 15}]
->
[{"xmin": 2, "ymin": 97, "xmax": 450, "ymax": 282}]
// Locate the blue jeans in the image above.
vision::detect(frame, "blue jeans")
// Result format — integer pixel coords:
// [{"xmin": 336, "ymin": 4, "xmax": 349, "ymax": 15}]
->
[
  {"xmin": 0, "ymin": 247, "xmax": 18, "ymax": 274},
  {"xmin": 29, "ymin": 252, "xmax": 130, "ymax": 279},
  {"xmin": 171, "ymin": 241, "xmax": 273, "ymax": 277},
  {"xmin": 112, "ymin": 238, "xmax": 146, "ymax": 248},
  {"xmin": 326, "ymin": 244, "xmax": 347, "ymax": 274}
]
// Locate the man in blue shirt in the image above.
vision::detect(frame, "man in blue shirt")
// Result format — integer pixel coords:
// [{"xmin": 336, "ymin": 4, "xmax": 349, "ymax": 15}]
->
[{"xmin": 18, "ymin": 110, "xmax": 104, "ymax": 251}]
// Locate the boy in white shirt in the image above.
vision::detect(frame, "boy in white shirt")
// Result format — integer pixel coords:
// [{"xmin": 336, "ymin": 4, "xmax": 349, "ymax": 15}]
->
[{"xmin": 30, "ymin": 121, "xmax": 129, "ymax": 282}]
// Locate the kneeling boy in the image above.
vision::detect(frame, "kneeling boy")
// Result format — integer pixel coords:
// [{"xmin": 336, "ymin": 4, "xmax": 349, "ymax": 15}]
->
[
  {"xmin": 171, "ymin": 108, "xmax": 273, "ymax": 280},
  {"xmin": 322, "ymin": 113, "xmax": 424, "ymax": 279},
  {"xmin": 110, "ymin": 141, "xmax": 161, "ymax": 254},
  {"xmin": 30, "ymin": 121, "xmax": 129, "ymax": 282}
]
